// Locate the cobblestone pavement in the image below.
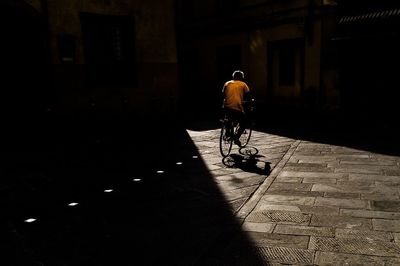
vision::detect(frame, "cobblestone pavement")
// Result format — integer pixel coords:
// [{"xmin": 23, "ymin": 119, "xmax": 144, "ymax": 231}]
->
[
  {"xmin": 3, "ymin": 121, "xmax": 400, "ymax": 265},
  {"xmin": 189, "ymin": 129, "xmax": 400, "ymax": 265}
]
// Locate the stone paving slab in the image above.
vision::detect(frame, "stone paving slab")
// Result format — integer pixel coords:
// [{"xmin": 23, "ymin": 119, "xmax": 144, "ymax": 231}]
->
[
  {"xmin": 242, "ymin": 222, "xmax": 275, "ymax": 233},
  {"xmin": 297, "ymin": 158, "xmax": 338, "ymax": 164},
  {"xmin": 324, "ymin": 192, "xmax": 360, "ymax": 199},
  {"xmin": 314, "ymin": 197, "xmax": 369, "ymax": 209},
  {"xmin": 296, "ymin": 205, "xmax": 340, "ymax": 216},
  {"xmin": 309, "ymin": 236, "xmax": 400, "ymax": 257},
  {"xmin": 310, "ymin": 215, "xmax": 372, "ymax": 230},
  {"xmin": 315, "ymin": 251, "xmax": 400, "ymax": 266},
  {"xmin": 334, "ymin": 167, "xmax": 383, "ymax": 174},
  {"xmin": 361, "ymin": 193, "xmax": 400, "ymax": 201},
  {"xmin": 253, "ymin": 204, "xmax": 304, "ymax": 213},
  {"xmin": 273, "ymin": 224, "xmax": 335, "ymax": 237},
  {"xmin": 335, "ymin": 228, "xmax": 394, "ymax": 242},
  {"xmin": 340, "ymin": 209, "xmax": 400, "ymax": 219},
  {"xmin": 267, "ymin": 190, "xmax": 323, "ymax": 197},
  {"xmin": 329, "ymin": 163, "xmax": 400, "ymax": 171},
  {"xmin": 372, "ymin": 219, "xmax": 400, "ymax": 232},
  {"xmin": 218, "ymin": 240, "xmax": 315, "ymax": 265},
  {"xmin": 268, "ymin": 182, "xmax": 313, "ymax": 192},
  {"xmin": 349, "ymin": 174, "xmax": 400, "ymax": 183},
  {"xmin": 275, "ymin": 176, "xmax": 303, "ymax": 183},
  {"xmin": 246, "ymin": 232, "xmax": 310, "ymax": 249},
  {"xmin": 278, "ymin": 171, "xmax": 345, "ymax": 179},
  {"xmin": 286, "ymin": 162, "xmax": 331, "ymax": 168},
  {"xmin": 370, "ymin": 200, "xmax": 400, "ymax": 212},
  {"xmin": 254, "ymin": 141, "xmax": 295, "ymax": 149},
  {"xmin": 256, "ymin": 146, "xmax": 292, "ymax": 154},
  {"xmin": 246, "ymin": 210, "xmax": 311, "ymax": 225},
  {"xmin": 312, "ymin": 183, "xmax": 397, "ymax": 195},
  {"xmin": 335, "ymin": 180, "xmax": 376, "ymax": 186},
  {"xmin": 340, "ymin": 160, "xmax": 399, "ymax": 166},
  {"xmin": 385, "ymin": 169, "xmax": 400, "ymax": 176},
  {"xmin": 256, "ymin": 246, "xmax": 315, "ymax": 265},
  {"xmin": 302, "ymin": 177, "xmax": 337, "ymax": 184},
  {"xmin": 283, "ymin": 166, "xmax": 334, "ymax": 173},
  {"xmin": 323, "ymin": 153, "xmax": 370, "ymax": 158},
  {"xmin": 259, "ymin": 194, "xmax": 316, "ymax": 206},
  {"xmin": 252, "ymin": 204, "xmax": 340, "ymax": 216},
  {"xmin": 375, "ymin": 180, "xmax": 400, "ymax": 189},
  {"xmin": 260, "ymin": 154, "xmax": 288, "ymax": 161}
]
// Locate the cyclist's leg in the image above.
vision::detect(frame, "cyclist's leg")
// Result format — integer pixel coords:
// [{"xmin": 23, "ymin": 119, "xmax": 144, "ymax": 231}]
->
[
  {"xmin": 224, "ymin": 109, "xmax": 235, "ymax": 139},
  {"xmin": 234, "ymin": 111, "xmax": 246, "ymax": 139}
]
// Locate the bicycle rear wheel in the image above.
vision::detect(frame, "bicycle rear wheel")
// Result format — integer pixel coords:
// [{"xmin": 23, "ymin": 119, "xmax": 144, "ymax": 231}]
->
[{"xmin": 219, "ymin": 125, "xmax": 233, "ymax": 157}]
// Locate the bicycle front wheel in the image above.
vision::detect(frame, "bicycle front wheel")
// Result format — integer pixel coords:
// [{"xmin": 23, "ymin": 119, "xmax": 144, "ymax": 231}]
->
[
  {"xmin": 238, "ymin": 127, "xmax": 252, "ymax": 148},
  {"xmin": 219, "ymin": 125, "xmax": 233, "ymax": 157}
]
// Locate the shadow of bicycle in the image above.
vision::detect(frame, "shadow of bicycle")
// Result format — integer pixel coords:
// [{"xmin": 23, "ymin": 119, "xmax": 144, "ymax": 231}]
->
[{"xmin": 222, "ymin": 146, "xmax": 271, "ymax": 175}]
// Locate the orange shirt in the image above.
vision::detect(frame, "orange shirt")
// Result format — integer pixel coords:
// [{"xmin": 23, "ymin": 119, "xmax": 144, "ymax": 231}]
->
[{"xmin": 222, "ymin": 80, "xmax": 250, "ymax": 112}]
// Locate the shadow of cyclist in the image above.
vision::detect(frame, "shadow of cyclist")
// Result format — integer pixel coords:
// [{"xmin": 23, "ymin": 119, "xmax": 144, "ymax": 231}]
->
[{"xmin": 222, "ymin": 147, "xmax": 271, "ymax": 176}]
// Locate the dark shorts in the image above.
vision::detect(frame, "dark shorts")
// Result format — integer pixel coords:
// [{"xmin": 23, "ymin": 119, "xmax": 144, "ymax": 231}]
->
[
  {"xmin": 223, "ymin": 108, "xmax": 249, "ymax": 139},
  {"xmin": 224, "ymin": 108, "xmax": 245, "ymax": 123}
]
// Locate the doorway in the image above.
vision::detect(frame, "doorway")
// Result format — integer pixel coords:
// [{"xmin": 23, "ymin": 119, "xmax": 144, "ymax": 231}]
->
[{"xmin": 267, "ymin": 38, "xmax": 304, "ymax": 106}]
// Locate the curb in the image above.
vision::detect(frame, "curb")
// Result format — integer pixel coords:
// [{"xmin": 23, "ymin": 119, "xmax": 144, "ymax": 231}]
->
[{"xmin": 236, "ymin": 139, "xmax": 301, "ymax": 220}]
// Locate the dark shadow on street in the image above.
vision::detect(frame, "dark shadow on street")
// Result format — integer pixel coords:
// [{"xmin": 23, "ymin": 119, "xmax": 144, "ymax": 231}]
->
[
  {"xmin": 0, "ymin": 115, "xmax": 267, "ymax": 265},
  {"xmin": 254, "ymin": 107, "xmax": 400, "ymax": 157},
  {"xmin": 184, "ymin": 107, "xmax": 400, "ymax": 157},
  {"xmin": 223, "ymin": 148, "xmax": 271, "ymax": 176}
]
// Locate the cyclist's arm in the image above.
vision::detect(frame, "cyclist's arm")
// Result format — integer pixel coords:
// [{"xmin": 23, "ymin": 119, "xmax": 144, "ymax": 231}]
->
[
  {"xmin": 243, "ymin": 89, "xmax": 255, "ymax": 113},
  {"xmin": 244, "ymin": 90, "xmax": 254, "ymax": 102},
  {"xmin": 243, "ymin": 88, "xmax": 255, "ymax": 105}
]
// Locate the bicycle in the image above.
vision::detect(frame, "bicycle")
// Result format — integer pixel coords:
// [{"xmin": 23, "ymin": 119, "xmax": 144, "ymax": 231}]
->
[{"xmin": 219, "ymin": 115, "xmax": 252, "ymax": 157}]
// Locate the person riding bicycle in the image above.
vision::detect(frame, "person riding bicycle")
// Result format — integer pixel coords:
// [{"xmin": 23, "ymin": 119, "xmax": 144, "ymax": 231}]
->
[{"xmin": 222, "ymin": 70, "xmax": 254, "ymax": 146}]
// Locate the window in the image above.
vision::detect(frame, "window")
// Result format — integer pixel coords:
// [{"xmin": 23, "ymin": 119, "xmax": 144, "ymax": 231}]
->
[{"xmin": 267, "ymin": 38, "xmax": 304, "ymax": 98}]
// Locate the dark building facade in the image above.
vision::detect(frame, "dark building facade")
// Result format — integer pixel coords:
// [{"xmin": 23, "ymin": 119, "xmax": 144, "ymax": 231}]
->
[
  {"xmin": 332, "ymin": 0, "xmax": 400, "ymax": 118},
  {"xmin": 3, "ymin": 0, "xmax": 399, "ymax": 124},
  {"xmin": 1, "ymin": 0, "xmax": 179, "ymax": 123},
  {"xmin": 1, "ymin": 0, "xmax": 50, "ymax": 123},
  {"xmin": 176, "ymin": 0, "xmax": 338, "ymax": 120},
  {"xmin": 176, "ymin": 0, "xmax": 400, "ymax": 120}
]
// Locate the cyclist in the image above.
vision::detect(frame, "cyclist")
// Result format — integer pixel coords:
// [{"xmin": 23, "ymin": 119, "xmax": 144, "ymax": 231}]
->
[{"xmin": 222, "ymin": 70, "xmax": 254, "ymax": 146}]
